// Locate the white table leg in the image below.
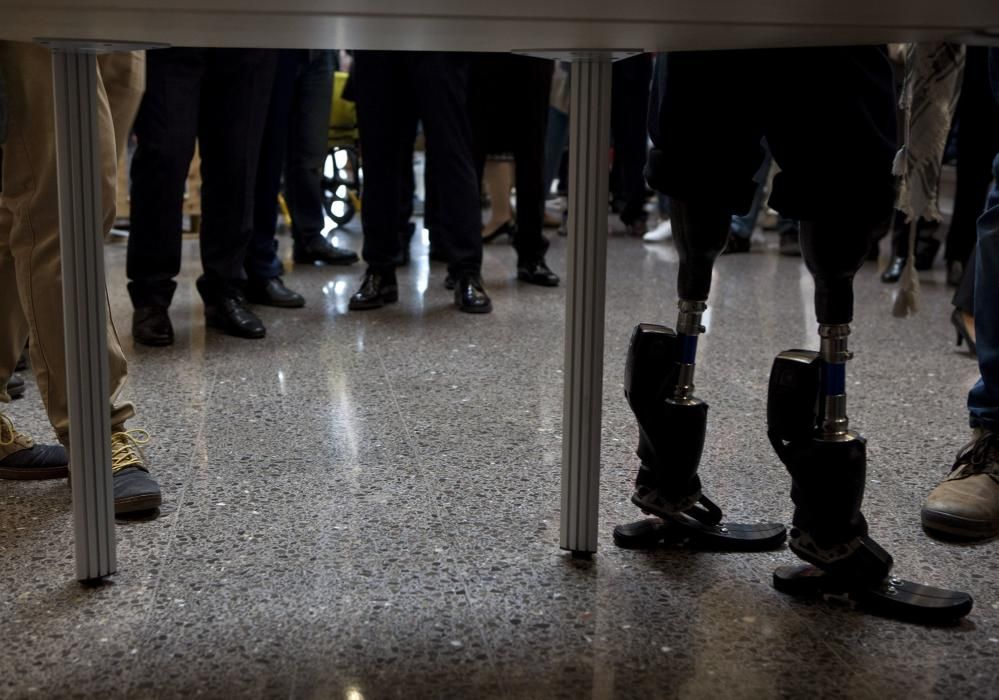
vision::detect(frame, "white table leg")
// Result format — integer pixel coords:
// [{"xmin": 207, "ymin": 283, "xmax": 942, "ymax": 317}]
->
[
  {"xmin": 51, "ymin": 48, "xmax": 116, "ymax": 581},
  {"xmin": 560, "ymin": 56, "xmax": 612, "ymax": 556}
]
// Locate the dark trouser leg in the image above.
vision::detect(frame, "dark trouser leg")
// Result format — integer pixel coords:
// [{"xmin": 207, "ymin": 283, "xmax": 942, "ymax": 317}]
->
[
  {"xmin": 197, "ymin": 49, "xmax": 278, "ymax": 303},
  {"xmin": 636, "ymin": 50, "xmax": 764, "ymax": 516},
  {"xmin": 611, "ymin": 54, "xmax": 653, "ymax": 226},
  {"xmin": 947, "ymin": 46, "xmax": 999, "ymax": 266},
  {"xmin": 511, "ymin": 57, "xmax": 553, "ymax": 265},
  {"xmin": 287, "ymin": 50, "xmax": 336, "ymax": 249},
  {"xmin": 247, "ymin": 50, "xmax": 299, "ymax": 282},
  {"xmin": 411, "ymin": 53, "xmax": 482, "ymax": 276},
  {"xmin": 127, "ymin": 47, "xmax": 204, "ymax": 309},
  {"xmin": 353, "ymin": 50, "xmax": 409, "ymax": 271}
]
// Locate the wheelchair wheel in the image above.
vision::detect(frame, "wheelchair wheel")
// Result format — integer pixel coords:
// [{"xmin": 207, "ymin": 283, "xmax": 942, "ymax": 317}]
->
[{"xmin": 322, "ymin": 145, "xmax": 360, "ymax": 227}]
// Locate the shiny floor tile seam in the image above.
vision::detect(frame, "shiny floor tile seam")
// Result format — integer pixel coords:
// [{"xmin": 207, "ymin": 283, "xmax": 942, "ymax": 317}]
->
[
  {"xmin": 363, "ymin": 342, "xmax": 519, "ymax": 697},
  {"xmin": 117, "ymin": 359, "xmax": 229, "ymax": 698}
]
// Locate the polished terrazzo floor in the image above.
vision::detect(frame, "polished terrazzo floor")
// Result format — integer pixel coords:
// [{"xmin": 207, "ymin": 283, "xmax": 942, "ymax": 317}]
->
[{"xmin": 1, "ymin": 216, "xmax": 996, "ymax": 699}]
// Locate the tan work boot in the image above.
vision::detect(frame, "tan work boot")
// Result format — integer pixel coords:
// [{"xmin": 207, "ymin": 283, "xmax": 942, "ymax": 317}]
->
[
  {"xmin": 0, "ymin": 412, "xmax": 69, "ymax": 480},
  {"xmin": 922, "ymin": 429, "xmax": 999, "ymax": 540}
]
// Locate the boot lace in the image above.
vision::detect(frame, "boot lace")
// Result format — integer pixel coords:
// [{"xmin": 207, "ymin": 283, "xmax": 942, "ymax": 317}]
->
[
  {"xmin": 111, "ymin": 429, "xmax": 150, "ymax": 474},
  {"xmin": 0, "ymin": 413, "xmax": 34, "ymax": 451},
  {"xmin": 950, "ymin": 431, "xmax": 999, "ymax": 480}
]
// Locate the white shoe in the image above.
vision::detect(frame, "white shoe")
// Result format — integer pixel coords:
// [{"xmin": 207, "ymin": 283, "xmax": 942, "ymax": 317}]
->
[{"xmin": 643, "ymin": 219, "xmax": 672, "ymax": 243}]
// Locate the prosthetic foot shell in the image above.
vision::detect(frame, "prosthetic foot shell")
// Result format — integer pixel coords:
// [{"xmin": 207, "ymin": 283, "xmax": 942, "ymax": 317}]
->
[
  {"xmin": 773, "ymin": 564, "xmax": 973, "ymax": 624},
  {"xmin": 613, "ymin": 516, "xmax": 786, "ymax": 552}
]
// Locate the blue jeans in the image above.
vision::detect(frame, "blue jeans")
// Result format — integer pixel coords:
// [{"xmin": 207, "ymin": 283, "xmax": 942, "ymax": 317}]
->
[
  {"xmin": 247, "ymin": 50, "xmax": 335, "ymax": 280},
  {"xmin": 543, "ymin": 106, "xmax": 569, "ymax": 197},
  {"xmin": 968, "ymin": 154, "xmax": 999, "ymax": 430},
  {"xmin": 966, "ymin": 50, "xmax": 999, "ymax": 429}
]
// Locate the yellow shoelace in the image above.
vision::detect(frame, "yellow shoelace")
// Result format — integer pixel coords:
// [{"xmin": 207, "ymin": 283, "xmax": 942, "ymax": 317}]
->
[
  {"xmin": 111, "ymin": 429, "xmax": 150, "ymax": 473},
  {"xmin": 0, "ymin": 413, "xmax": 33, "ymax": 451}
]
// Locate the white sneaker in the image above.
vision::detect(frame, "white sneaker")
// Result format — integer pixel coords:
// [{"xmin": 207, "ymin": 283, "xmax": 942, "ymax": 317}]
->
[{"xmin": 643, "ymin": 219, "xmax": 672, "ymax": 243}]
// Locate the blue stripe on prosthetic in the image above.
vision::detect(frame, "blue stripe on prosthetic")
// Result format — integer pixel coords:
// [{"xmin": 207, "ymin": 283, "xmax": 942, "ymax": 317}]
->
[
  {"xmin": 679, "ymin": 334, "xmax": 698, "ymax": 364},
  {"xmin": 822, "ymin": 362, "xmax": 846, "ymax": 397}
]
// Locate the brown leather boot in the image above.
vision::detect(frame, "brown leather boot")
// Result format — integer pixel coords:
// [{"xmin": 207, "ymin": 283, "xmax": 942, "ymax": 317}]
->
[{"xmin": 922, "ymin": 430, "xmax": 999, "ymax": 540}]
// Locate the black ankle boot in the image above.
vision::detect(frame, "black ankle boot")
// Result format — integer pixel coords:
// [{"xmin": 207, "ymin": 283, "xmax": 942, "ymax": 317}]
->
[{"xmin": 349, "ymin": 269, "xmax": 398, "ymax": 310}]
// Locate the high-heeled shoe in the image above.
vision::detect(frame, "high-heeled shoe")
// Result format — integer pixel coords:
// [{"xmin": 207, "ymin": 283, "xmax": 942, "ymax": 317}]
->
[
  {"xmin": 952, "ymin": 308, "xmax": 977, "ymax": 356},
  {"xmin": 482, "ymin": 219, "xmax": 517, "ymax": 244}
]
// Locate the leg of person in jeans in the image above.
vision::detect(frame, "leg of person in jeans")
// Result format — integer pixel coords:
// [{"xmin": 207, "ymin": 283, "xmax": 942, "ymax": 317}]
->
[
  {"xmin": 923, "ymin": 153, "xmax": 999, "ymax": 539},
  {"xmin": 244, "ymin": 50, "xmax": 306, "ymax": 309},
  {"xmin": 0, "ymin": 43, "xmax": 161, "ymax": 512},
  {"xmin": 287, "ymin": 50, "xmax": 359, "ymax": 268}
]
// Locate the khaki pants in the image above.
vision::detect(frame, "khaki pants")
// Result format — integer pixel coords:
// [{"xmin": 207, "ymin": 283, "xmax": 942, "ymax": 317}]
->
[{"xmin": 0, "ymin": 42, "xmax": 144, "ymax": 444}]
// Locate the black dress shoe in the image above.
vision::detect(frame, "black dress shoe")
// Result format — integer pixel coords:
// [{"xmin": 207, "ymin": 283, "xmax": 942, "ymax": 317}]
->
[
  {"xmin": 205, "ymin": 295, "xmax": 266, "ymax": 339},
  {"xmin": 517, "ymin": 259, "xmax": 560, "ymax": 287},
  {"xmin": 454, "ymin": 273, "xmax": 492, "ymax": 314},
  {"xmin": 349, "ymin": 269, "xmax": 398, "ymax": 310},
  {"xmin": 132, "ymin": 306, "xmax": 174, "ymax": 347},
  {"xmin": 293, "ymin": 236, "xmax": 359, "ymax": 266},
  {"xmin": 7, "ymin": 374, "xmax": 25, "ymax": 400},
  {"xmin": 245, "ymin": 277, "xmax": 305, "ymax": 308},
  {"xmin": 881, "ymin": 256, "xmax": 906, "ymax": 283}
]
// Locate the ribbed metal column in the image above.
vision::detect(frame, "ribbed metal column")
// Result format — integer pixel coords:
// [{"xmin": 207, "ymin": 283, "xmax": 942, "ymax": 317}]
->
[
  {"xmin": 560, "ymin": 56, "xmax": 612, "ymax": 555},
  {"xmin": 51, "ymin": 48, "xmax": 116, "ymax": 581}
]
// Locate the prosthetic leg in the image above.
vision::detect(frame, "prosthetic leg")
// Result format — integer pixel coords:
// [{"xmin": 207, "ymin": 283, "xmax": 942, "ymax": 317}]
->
[
  {"xmin": 769, "ymin": 222, "xmax": 973, "ymax": 623},
  {"xmin": 613, "ymin": 201, "xmax": 787, "ymax": 551}
]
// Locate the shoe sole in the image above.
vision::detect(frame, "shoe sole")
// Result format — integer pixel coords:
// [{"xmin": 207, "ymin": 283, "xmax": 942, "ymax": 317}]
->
[
  {"xmin": 457, "ymin": 301, "xmax": 493, "ymax": 314},
  {"xmin": 115, "ymin": 493, "xmax": 163, "ymax": 515},
  {"xmin": 0, "ymin": 465, "xmax": 69, "ymax": 480},
  {"xmin": 921, "ymin": 508, "xmax": 999, "ymax": 541},
  {"xmin": 133, "ymin": 334, "xmax": 174, "ymax": 347},
  {"xmin": 348, "ymin": 289, "xmax": 399, "ymax": 311},
  {"xmin": 205, "ymin": 318, "xmax": 266, "ymax": 339},
  {"xmin": 293, "ymin": 256, "xmax": 359, "ymax": 266},
  {"xmin": 517, "ymin": 271, "xmax": 560, "ymax": 287},
  {"xmin": 245, "ymin": 297, "xmax": 306, "ymax": 309}
]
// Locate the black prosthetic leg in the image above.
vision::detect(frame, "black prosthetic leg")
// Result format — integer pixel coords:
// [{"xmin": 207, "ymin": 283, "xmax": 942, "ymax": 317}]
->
[
  {"xmin": 613, "ymin": 200, "xmax": 786, "ymax": 552},
  {"xmin": 769, "ymin": 222, "xmax": 972, "ymax": 623}
]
